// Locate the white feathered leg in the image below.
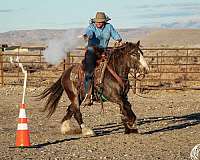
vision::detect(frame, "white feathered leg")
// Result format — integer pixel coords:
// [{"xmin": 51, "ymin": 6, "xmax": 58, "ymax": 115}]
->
[
  {"xmin": 81, "ymin": 124, "xmax": 96, "ymax": 137},
  {"xmin": 61, "ymin": 120, "xmax": 72, "ymax": 134}
]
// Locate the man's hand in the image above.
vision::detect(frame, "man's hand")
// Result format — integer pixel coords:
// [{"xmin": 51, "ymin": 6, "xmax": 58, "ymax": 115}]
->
[
  {"xmin": 114, "ymin": 39, "xmax": 123, "ymax": 47},
  {"xmin": 83, "ymin": 34, "xmax": 89, "ymax": 41},
  {"xmin": 77, "ymin": 34, "xmax": 89, "ymax": 42}
]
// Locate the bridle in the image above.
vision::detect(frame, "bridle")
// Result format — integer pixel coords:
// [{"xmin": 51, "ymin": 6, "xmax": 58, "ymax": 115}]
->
[
  {"xmin": 130, "ymin": 70, "xmax": 145, "ymax": 81},
  {"xmin": 128, "ymin": 44, "xmax": 146, "ymax": 81},
  {"xmin": 101, "ymin": 42, "xmax": 146, "ymax": 89}
]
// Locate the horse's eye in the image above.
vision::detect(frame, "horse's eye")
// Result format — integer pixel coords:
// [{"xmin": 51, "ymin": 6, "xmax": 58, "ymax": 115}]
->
[{"xmin": 131, "ymin": 54, "xmax": 136, "ymax": 58}]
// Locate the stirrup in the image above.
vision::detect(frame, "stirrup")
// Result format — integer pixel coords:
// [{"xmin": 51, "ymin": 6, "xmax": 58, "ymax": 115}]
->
[{"xmin": 81, "ymin": 94, "xmax": 93, "ymax": 106}]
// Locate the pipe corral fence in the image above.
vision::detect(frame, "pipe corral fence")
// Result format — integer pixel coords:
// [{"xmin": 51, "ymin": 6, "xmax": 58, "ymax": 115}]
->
[{"xmin": 0, "ymin": 45, "xmax": 200, "ymax": 93}]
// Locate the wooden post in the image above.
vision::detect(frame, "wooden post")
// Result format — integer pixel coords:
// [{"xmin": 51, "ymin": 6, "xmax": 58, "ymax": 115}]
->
[
  {"xmin": 185, "ymin": 49, "xmax": 189, "ymax": 87},
  {"xmin": 133, "ymin": 71, "xmax": 137, "ymax": 94},
  {"xmin": 71, "ymin": 56, "xmax": 74, "ymax": 64},
  {"xmin": 63, "ymin": 59, "xmax": 66, "ymax": 71},
  {"xmin": 39, "ymin": 49, "xmax": 42, "ymax": 85},
  {"xmin": 186, "ymin": 49, "xmax": 188, "ymax": 73},
  {"xmin": 68, "ymin": 52, "xmax": 71, "ymax": 65},
  {"xmin": 17, "ymin": 47, "xmax": 20, "ymax": 83},
  {"xmin": 157, "ymin": 52, "xmax": 161, "ymax": 85},
  {"xmin": 156, "ymin": 52, "xmax": 159, "ymax": 73},
  {"xmin": 0, "ymin": 50, "xmax": 4, "ymax": 85}
]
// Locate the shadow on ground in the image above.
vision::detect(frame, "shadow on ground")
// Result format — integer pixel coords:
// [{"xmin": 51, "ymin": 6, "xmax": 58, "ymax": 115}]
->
[
  {"xmin": 11, "ymin": 112, "xmax": 200, "ymax": 148},
  {"xmin": 138, "ymin": 112, "xmax": 200, "ymax": 134},
  {"xmin": 93, "ymin": 112, "xmax": 200, "ymax": 135},
  {"xmin": 9, "ymin": 137, "xmax": 81, "ymax": 149}
]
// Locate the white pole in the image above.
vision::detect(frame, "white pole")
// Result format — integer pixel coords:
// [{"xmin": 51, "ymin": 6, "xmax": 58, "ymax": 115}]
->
[
  {"xmin": 10, "ymin": 56, "xmax": 27, "ymax": 104},
  {"xmin": 19, "ymin": 63, "xmax": 27, "ymax": 104}
]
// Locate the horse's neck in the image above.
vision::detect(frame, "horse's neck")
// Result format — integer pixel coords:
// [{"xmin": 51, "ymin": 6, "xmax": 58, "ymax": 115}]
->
[{"xmin": 109, "ymin": 53, "xmax": 129, "ymax": 79}]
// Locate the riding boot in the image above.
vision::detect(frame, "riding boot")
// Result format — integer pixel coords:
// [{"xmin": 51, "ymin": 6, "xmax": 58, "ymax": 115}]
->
[{"xmin": 81, "ymin": 46, "xmax": 96, "ymax": 106}]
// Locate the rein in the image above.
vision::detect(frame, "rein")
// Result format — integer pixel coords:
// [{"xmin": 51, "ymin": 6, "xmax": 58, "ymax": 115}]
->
[
  {"xmin": 106, "ymin": 64, "xmax": 124, "ymax": 88},
  {"xmin": 129, "ymin": 71, "xmax": 145, "ymax": 81},
  {"xmin": 105, "ymin": 43, "xmax": 146, "ymax": 88},
  {"xmin": 128, "ymin": 45, "xmax": 146, "ymax": 81},
  {"xmin": 105, "ymin": 43, "xmax": 138, "ymax": 89}
]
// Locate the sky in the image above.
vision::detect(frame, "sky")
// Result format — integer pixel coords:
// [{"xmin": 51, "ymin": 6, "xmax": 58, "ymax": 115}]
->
[{"xmin": 0, "ymin": 0, "xmax": 200, "ymax": 33}]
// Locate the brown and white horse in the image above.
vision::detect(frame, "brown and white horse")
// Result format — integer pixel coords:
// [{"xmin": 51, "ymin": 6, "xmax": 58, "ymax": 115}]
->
[{"xmin": 38, "ymin": 41, "xmax": 149, "ymax": 136}]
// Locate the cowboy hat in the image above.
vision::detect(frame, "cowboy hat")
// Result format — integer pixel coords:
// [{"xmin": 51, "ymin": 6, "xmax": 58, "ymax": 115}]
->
[{"xmin": 93, "ymin": 12, "xmax": 111, "ymax": 23}]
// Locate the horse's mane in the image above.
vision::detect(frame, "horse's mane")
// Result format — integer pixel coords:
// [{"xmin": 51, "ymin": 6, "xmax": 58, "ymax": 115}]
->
[
  {"xmin": 110, "ymin": 43, "xmax": 129, "ymax": 56},
  {"xmin": 109, "ymin": 42, "xmax": 138, "ymax": 58},
  {"xmin": 108, "ymin": 42, "xmax": 137, "ymax": 66}
]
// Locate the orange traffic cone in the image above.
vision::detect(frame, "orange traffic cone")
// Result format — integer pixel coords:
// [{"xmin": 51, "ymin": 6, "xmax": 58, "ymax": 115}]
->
[{"xmin": 16, "ymin": 103, "xmax": 30, "ymax": 147}]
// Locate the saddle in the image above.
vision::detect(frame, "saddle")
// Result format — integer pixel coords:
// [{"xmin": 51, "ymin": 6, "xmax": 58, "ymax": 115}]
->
[
  {"xmin": 83, "ymin": 51, "xmax": 108, "ymax": 102},
  {"xmin": 70, "ymin": 47, "xmax": 126, "ymax": 104},
  {"xmin": 69, "ymin": 49, "xmax": 109, "ymax": 103}
]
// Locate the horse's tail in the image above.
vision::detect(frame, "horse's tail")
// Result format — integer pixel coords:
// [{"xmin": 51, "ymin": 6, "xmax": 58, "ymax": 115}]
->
[
  {"xmin": 37, "ymin": 76, "xmax": 63, "ymax": 118},
  {"xmin": 38, "ymin": 65, "xmax": 74, "ymax": 118}
]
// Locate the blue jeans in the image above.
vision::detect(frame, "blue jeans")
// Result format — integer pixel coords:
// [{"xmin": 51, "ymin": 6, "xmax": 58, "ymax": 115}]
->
[{"xmin": 84, "ymin": 47, "xmax": 97, "ymax": 94}]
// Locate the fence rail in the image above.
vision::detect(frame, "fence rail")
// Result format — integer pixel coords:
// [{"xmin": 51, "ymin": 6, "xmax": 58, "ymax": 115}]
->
[{"xmin": 0, "ymin": 46, "xmax": 200, "ymax": 92}]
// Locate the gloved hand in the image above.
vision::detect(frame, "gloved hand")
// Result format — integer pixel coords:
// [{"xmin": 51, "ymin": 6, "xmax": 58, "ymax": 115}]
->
[
  {"xmin": 114, "ymin": 39, "xmax": 123, "ymax": 47},
  {"xmin": 77, "ymin": 35, "xmax": 89, "ymax": 48},
  {"xmin": 77, "ymin": 34, "xmax": 89, "ymax": 41}
]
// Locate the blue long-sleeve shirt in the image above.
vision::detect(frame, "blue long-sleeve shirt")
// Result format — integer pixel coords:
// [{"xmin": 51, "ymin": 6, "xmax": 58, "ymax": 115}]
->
[{"xmin": 84, "ymin": 23, "xmax": 122, "ymax": 49}]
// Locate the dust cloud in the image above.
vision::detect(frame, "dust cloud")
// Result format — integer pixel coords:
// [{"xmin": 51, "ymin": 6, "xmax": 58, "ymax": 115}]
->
[{"xmin": 43, "ymin": 29, "xmax": 84, "ymax": 64}]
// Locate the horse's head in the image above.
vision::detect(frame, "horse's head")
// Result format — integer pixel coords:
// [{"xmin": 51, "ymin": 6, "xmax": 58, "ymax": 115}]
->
[{"xmin": 124, "ymin": 41, "xmax": 149, "ymax": 77}]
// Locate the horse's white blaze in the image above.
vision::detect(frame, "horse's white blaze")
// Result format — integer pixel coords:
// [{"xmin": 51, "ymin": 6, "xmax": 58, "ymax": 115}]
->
[
  {"xmin": 61, "ymin": 120, "xmax": 71, "ymax": 134},
  {"xmin": 139, "ymin": 53, "xmax": 149, "ymax": 71},
  {"xmin": 136, "ymin": 73, "xmax": 140, "ymax": 77}
]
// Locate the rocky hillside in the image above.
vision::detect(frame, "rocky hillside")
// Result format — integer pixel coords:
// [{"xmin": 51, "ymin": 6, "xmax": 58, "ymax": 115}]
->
[
  {"xmin": 0, "ymin": 28, "xmax": 200, "ymax": 47},
  {"xmin": 141, "ymin": 29, "xmax": 200, "ymax": 47}
]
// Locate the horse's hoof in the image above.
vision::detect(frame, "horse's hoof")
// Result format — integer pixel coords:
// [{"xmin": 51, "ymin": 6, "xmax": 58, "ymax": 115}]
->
[
  {"xmin": 61, "ymin": 120, "xmax": 71, "ymax": 134},
  {"xmin": 125, "ymin": 128, "xmax": 138, "ymax": 134},
  {"xmin": 61, "ymin": 120, "xmax": 81, "ymax": 135},
  {"xmin": 82, "ymin": 127, "xmax": 96, "ymax": 137}
]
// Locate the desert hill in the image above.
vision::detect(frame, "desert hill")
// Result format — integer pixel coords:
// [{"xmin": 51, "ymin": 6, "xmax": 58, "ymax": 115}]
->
[
  {"xmin": 140, "ymin": 29, "xmax": 200, "ymax": 47},
  {"xmin": 0, "ymin": 28, "xmax": 200, "ymax": 47}
]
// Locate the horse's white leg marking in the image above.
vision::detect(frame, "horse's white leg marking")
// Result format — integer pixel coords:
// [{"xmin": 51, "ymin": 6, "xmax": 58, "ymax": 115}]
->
[
  {"xmin": 81, "ymin": 124, "xmax": 95, "ymax": 137},
  {"xmin": 61, "ymin": 120, "xmax": 72, "ymax": 134}
]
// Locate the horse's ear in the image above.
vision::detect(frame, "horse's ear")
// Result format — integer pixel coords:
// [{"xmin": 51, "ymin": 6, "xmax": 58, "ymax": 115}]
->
[{"xmin": 136, "ymin": 40, "xmax": 140, "ymax": 46}]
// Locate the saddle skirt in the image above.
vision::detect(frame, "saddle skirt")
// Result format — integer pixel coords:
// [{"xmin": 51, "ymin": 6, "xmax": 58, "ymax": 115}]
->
[{"xmin": 69, "ymin": 55, "xmax": 107, "ymax": 102}]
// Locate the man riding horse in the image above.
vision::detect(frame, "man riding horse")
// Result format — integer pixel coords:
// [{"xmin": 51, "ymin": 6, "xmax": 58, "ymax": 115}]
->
[
  {"xmin": 38, "ymin": 12, "xmax": 150, "ymax": 136},
  {"xmin": 82, "ymin": 12, "xmax": 122, "ymax": 106}
]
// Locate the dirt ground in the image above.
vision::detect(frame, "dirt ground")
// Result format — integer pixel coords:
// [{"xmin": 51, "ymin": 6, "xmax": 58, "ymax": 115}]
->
[{"xmin": 0, "ymin": 85, "xmax": 200, "ymax": 160}]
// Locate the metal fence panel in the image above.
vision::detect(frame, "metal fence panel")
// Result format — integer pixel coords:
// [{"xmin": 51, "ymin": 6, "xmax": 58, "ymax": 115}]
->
[{"xmin": 0, "ymin": 47, "xmax": 200, "ymax": 92}]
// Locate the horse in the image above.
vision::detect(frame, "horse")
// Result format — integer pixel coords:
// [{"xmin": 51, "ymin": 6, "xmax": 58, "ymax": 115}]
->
[{"xmin": 38, "ymin": 41, "xmax": 149, "ymax": 136}]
